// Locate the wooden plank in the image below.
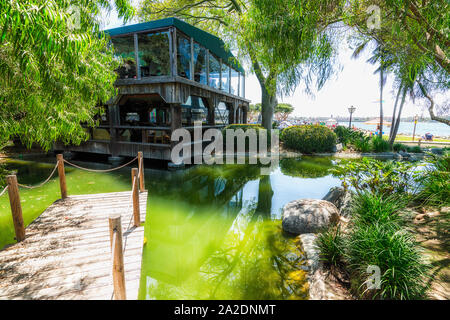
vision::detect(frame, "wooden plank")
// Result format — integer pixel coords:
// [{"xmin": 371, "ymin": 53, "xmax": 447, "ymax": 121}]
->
[{"xmin": 0, "ymin": 191, "xmax": 147, "ymax": 300}]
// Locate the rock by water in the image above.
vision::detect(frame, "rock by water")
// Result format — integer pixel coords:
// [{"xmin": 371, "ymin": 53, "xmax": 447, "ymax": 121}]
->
[{"xmin": 282, "ymin": 199, "xmax": 340, "ymax": 235}]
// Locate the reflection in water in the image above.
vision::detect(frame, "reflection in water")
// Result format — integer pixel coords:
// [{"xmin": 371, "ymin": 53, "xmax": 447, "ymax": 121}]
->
[
  {"xmin": 280, "ymin": 156, "xmax": 334, "ymax": 178},
  {"xmin": 140, "ymin": 160, "xmax": 339, "ymax": 300}
]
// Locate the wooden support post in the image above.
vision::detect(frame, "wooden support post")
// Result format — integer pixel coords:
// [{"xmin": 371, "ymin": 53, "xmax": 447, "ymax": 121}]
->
[
  {"xmin": 138, "ymin": 152, "xmax": 145, "ymax": 192},
  {"xmin": 242, "ymin": 106, "xmax": 248, "ymax": 124},
  {"xmin": 6, "ymin": 175, "xmax": 25, "ymax": 242},
  {"xmin": 56, "ymin": 154, "xmax": 67, "ymax": 199},
  {"xmin": 131, "ymin": 168, "xmax": 140, "ymax": 227},
  {"xmin": 108, "ymin": 214, "xmax": 126, "ymax": 300}
]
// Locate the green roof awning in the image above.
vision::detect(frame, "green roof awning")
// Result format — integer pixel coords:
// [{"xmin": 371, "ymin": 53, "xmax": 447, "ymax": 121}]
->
[{"xmin": 104, "ymin": 17, "xmax": 244, "ymax": 74}]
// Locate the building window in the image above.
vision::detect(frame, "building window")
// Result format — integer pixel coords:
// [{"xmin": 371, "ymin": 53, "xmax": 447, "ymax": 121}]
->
[
  {"xmin": 215, "ymin": 102, "xmax": 229, "ymax": 125},
  {"xmin": 182, "ymin": 96, "xmax": 208, "ymax": 125},
  {"xmin": 193, "ymin": 42, "xmax": 207, "ymax": 84},
  {"xmin": 208, "ymin": 54, "xmax": 221, "ymax": 89},
  {"xmin": 138, "ymin": 31, "xmax": 170, "ymax": 77},
  {"xmin": 177, "ymin": 32, "xmax": 191, "ymax": 79},
  {"xmin": 230, "ymin": 68, "xmax": 239, "ymax": 95},
  {"xmin": 221, "ymin": 64, "xmax": 230, "ymax": 93},
  {"xmin": 111, "ymin": 36, "xmax": 137, "ymax": 79}
]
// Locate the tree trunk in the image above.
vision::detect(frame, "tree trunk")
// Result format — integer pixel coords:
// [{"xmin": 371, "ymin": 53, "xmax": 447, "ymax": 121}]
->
[
  {"xmin": 389, "ymin": 87, "xmax": 407, "ymax": 145},
  {"xmin": 261, "ymin": 85, "xmax": 277, "ymax": 130},
  {"xmin": 253, "ymin": 175, "xmax": 274, "ymax": 221},
  {"xmin": 389, "ymin": 85, "xmax": 402, "ymax": 141},
  {"xmin": 246, "ymin": 43, "xmax": 277, "ymax": 131},
  {"xmin": 379, "ymin": 69, "xmax": 384, "ymax": 138}
]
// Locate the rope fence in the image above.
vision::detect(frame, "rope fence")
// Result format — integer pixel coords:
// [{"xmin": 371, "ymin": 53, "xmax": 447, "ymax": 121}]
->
[
  {"xmin": 17, "ymin": 161, "xmax": 59, "ymax": 189},
  {"xmin": 0, "ymin": 185, "xmax": 8, "ymax": 197},
  {"xmin": 63, "ymin": 156, "xmax": 138, "ymax": 173}
]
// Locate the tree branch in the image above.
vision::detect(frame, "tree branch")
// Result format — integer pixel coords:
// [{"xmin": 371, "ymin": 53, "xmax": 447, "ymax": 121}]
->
[{"xmin": 419, "ymin": 82, "xmax": 450, "ymax": 126}]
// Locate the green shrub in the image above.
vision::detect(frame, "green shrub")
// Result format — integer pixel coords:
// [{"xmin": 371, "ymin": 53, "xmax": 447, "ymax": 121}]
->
[
  {"xmin": 224, "ymin": 124, "xmax": 265, "ymax": 131},
  {"xmin": 408, "ymin": 146, "xmax": 422, "ymax": 153},
  {"xmin": 354, "ymin": 136, "xmax": 371, "ymax": 152},
  {"xmin": 393, "ymin": 143, "xmax": 408, "ymax": 152},
  {"xmin": 223, "ymin": 124, "xmax": 270, "ymax": 151},
  {"xmin": 280, "ymin": 125, "xmax": 336, "ymax": 154},
  {"xmin": 370, "ymin": 136, "xmax": 391, "ymax": 153},
  {"xmin": 317, "ymin": 225, "xmax": 345, "ymax": 268},
  {"xmin": 334, "ymin": 126, "xmax": 352, "ymax": 145},
  {"xmin": 334, "ymin": 126, "xmax": 369, "ymax": 151},
  {"xmin": 346, "ymin": 222, "xmax": 430, "ymax": 299}
]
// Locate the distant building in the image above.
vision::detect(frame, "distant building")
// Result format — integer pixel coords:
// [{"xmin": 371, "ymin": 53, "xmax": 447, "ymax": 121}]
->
[{"xmin": 55, "ymin": 17, "xmax": 250, "ymax": 160}]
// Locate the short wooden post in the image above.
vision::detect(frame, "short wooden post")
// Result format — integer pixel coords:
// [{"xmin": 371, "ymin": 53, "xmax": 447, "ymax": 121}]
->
[
  {"xmin": 6, "ymin": 175, "xmax": 25, "ymax": 242},
  {"xmin": 138, "ymin": 151, "xmax": 145, "ymax": 192},
  {"xmin": 131, "ymin": 168, "xmax": 140, "ymax": 227},
  {"xmin": 108, "ymin": 214, "xmax": 126, "ymax": 300},
  {"xmin": 56, "ymin": 154, "xmax": 67, "ymax": 199}
]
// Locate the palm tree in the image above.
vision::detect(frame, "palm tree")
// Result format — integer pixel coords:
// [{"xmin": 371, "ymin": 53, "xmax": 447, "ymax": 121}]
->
[{"xmin": 352, "ymin": 41, "xmax": 393, "ymax": 138}]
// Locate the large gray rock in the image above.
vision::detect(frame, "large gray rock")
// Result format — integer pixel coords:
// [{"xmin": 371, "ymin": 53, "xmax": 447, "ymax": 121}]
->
[
  {"xmin": 282, "ymin": 199, "xmax": 340, "ymax": 234},
  {"xmin": 322, "ymin": 187, "xmax": 353, "ymax": 217}
]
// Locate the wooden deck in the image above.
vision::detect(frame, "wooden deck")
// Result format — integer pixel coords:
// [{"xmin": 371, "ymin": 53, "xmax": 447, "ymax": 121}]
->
[{"xmin": 0, "ymin": 191, "xmax": 147, "ymax": 300}]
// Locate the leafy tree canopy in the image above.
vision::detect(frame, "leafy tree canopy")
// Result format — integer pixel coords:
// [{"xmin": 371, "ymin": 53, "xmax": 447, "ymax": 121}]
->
[
  {"xmin": 138, "ymin": 0, "xmax": 345, "ymax": 129},
  {"xmin": 0, "ymin": 0, "xmax": 134, "ymax": 150},
  {"xmin": 345, "ymin": 0, "xmax": 449, "ymax": 125}
]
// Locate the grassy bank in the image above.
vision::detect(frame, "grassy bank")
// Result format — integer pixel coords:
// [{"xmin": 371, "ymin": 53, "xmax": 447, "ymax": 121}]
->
[{"xmin": 317, "ymin": 154, "xmax": 449, "ymax": 299}]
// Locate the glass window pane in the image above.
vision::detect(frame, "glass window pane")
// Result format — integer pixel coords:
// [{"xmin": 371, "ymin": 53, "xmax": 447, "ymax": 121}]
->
[
  {"xmin": 111, "ymin": 36, "xmax": 136, "ymax": 79},
  {"xmin": 193, "ymin": 43, "xmax": 207, "ymax": 84},
  {"xmin": 177, "ymin": 32, "xmax": 191, "ymax": 79},
  {"xmin": 208, "ymin": 54, "xmax": 221, "ymax": 89},
  {"xmin": 182, "ymin": 96, "xmax": 208, "ymax": 125},
  {"xmin": 138, "ymin": 31, "xmax": 170, "ymax": 77},
  {"xmin": 215, "ymin": 102, "xmax": 229, "ymax": 125},
  {"xmin": 240, "ymin": 73, "xmax": 245, "ymax": 98},
  {"xmin": 231, "ymin": 69, "xmax": 239, "ymax": 95},
  {"xmin": 221, "ymin": 64, "xmax": 230, "ymax": 93}
]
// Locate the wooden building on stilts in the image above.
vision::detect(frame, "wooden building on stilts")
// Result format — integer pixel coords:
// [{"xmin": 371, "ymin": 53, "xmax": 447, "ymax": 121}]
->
[{"xmin": 55, "ymin": 17, "xmax": 250, "ymax": 162}]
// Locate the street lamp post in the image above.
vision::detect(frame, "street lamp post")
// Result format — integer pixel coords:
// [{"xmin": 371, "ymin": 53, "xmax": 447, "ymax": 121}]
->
[
  {"xmin": 348, "ymin": 106, "xmax": 356, "ymax": 129},
  {"xmin": 412, "ymin": 114, "xmax": 419, "ymax": 141}
]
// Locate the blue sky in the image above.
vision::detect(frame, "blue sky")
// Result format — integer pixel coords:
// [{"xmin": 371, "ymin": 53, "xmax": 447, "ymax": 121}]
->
[{"xmin": 101, "ymin": 3, "xmax": 448, "ymax": 119}]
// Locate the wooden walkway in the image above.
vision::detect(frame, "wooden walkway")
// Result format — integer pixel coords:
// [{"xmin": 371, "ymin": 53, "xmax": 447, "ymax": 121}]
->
[{"xmin": 0, "ymin": 191, "xmax": 147, "ymax": 300}]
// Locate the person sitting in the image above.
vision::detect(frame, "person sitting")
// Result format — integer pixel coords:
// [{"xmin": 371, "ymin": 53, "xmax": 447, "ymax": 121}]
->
[{"xmin": 423, "ymin": 133, "xmax": 433, "ymax": 141}]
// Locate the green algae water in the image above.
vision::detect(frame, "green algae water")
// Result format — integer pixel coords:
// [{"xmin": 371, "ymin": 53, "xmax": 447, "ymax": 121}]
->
[{"xmin": 0, "ymin": 156, "xmax": 340, "ymax": 299}]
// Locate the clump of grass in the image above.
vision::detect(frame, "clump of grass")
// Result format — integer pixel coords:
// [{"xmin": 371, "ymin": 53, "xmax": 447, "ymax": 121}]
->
[
  {"xmin": 317, "ymin": 192, "xmax": 431, "ymax": 299},
  {"xmin": 346, "ymin": 223, "xmax": 430, "ymax": 300},
  {"xmin": 316, "ymin": 225, "xmax": 345, "ymax": 268},
  {"xmin": 351, "ymin": 191, "xmax": 407, "ymax": 225},
  {"xmin": 408, "ymin": 146, "xmax": 423, "ymax": 153},
  {"xmin": 392, "ymin": 143, "xmax": 408, "ymax": 152},
  {"xmin": 353, "ymin": 137, "xmax": 371, "ymax": 153},
  {"xmin": 370, "ymin": 136, "xmax": 391, "ymax": 153}
]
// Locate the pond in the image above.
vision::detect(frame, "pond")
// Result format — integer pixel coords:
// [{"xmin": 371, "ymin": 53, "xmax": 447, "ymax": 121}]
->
[{"xmin": 0, "ymin": 156, "xmax": 341, "ymax": 299}]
